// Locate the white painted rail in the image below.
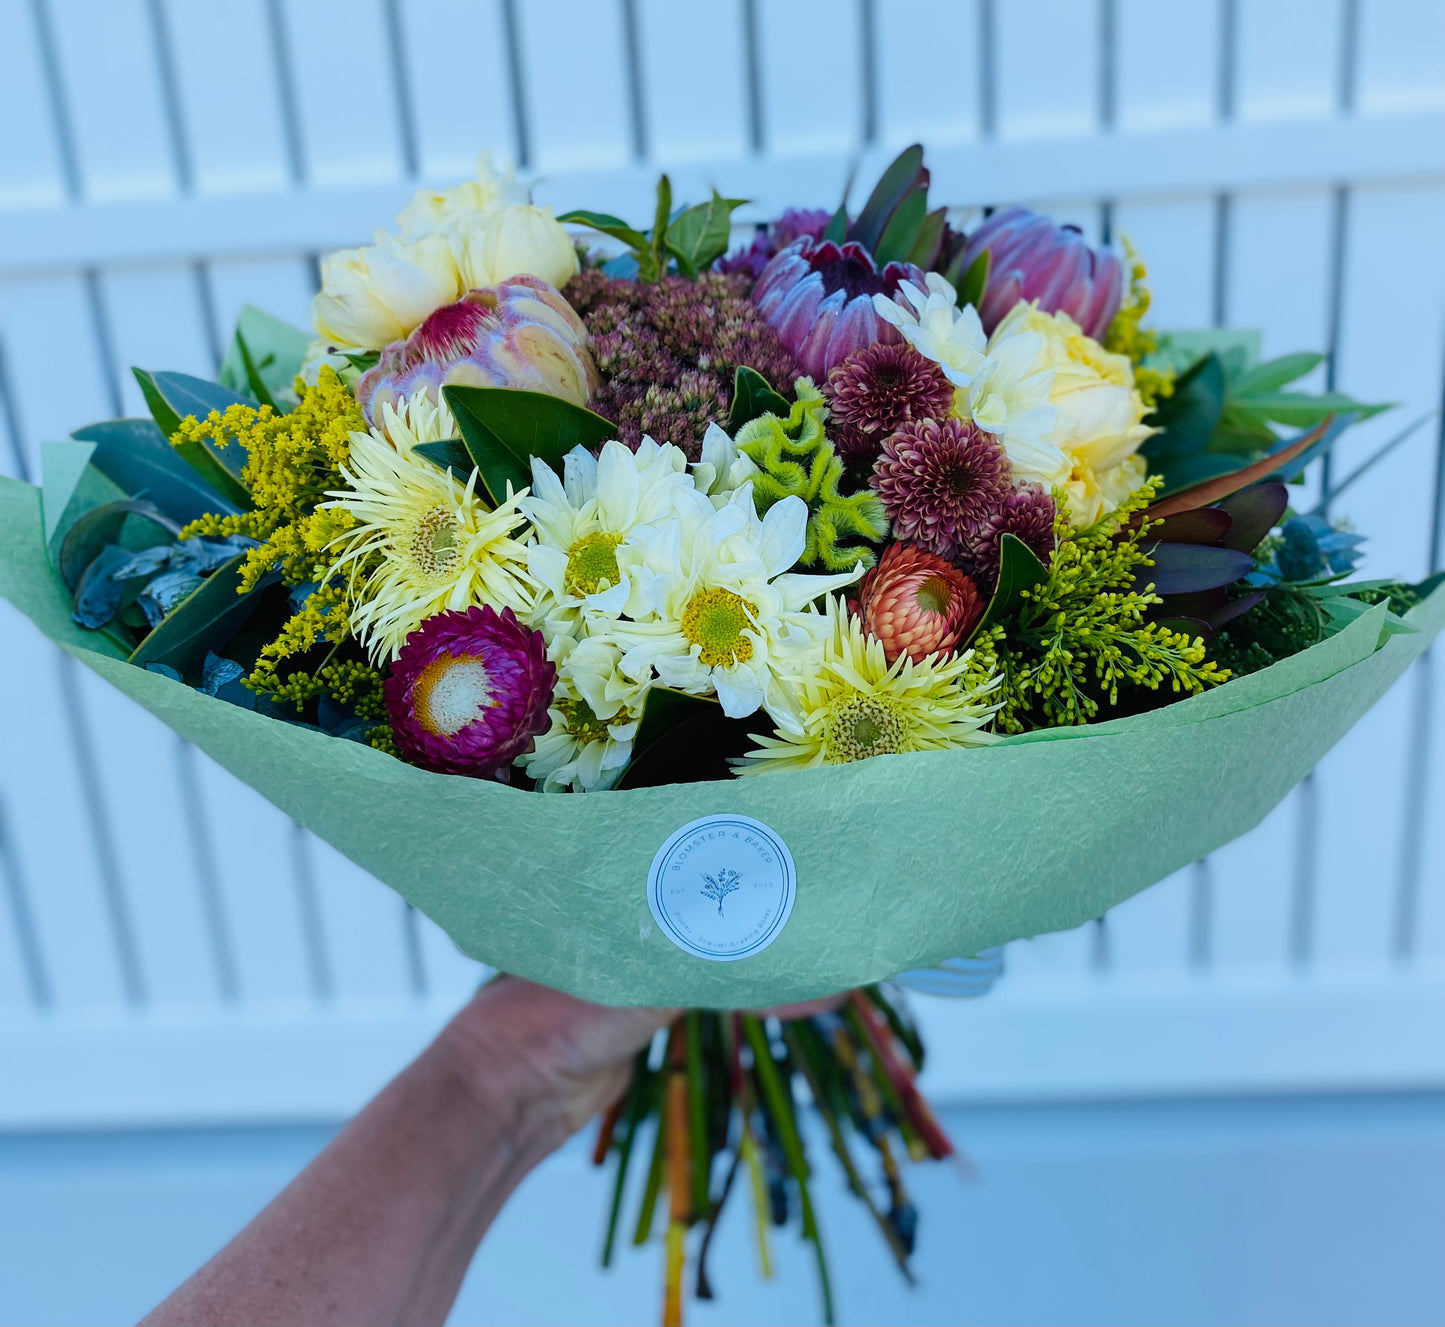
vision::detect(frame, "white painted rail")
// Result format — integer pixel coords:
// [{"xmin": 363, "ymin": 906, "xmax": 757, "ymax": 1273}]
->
[{"xmin": 0, "ymin": 0, "xmax": 1442, "ymax": 1128}]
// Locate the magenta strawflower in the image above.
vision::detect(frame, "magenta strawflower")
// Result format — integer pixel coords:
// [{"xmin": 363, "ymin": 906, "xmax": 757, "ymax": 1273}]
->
[
  {"xmin": 960, "ymin": 207, "xmax": 1124, "ymax": 340},
  {"xmin": 384, "ymin": 605, "xmax": 555, "ymax": 778},
  {"xmin": 824, "ymin": 342, "xmax": 955, "ymax": 465},
  {"xmin": 965, "ymin": 485, "xmax": 1057, "ymax": 592},
  {"xmin": 752, "ymin": 237, "xmax": 925, "ymax": 381},
  {"xmin": 871, "ymin": 417, "xmax": 1012, "ymax": 561}
]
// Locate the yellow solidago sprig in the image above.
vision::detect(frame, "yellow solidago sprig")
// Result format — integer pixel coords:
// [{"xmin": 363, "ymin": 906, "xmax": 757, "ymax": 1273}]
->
[
  {"xmin": 1103, "ymin": 236, "xmax": 1174, "ymax": 409},
  {"xmin": 734, "ymin": 596, "xmax": 1001, "ymax": 774},
  {"xmin": 991, "ymin": 481, "xmax": 1229, "ymax": 732},
  {"xmin": 732, "ymin": 378, "xmax": 889, "ymax": 571}
]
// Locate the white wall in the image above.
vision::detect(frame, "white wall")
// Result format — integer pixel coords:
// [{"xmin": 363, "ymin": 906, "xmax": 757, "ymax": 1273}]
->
[{"xmin": 0, "ymin": 0, "xmax": 1444, "ymax": 1133}]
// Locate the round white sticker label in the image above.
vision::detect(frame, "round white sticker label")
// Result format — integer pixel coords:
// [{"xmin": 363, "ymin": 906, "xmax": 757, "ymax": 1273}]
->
[{"xmin": 646, "ymin": 814, "xmax": 797, "ymax": 962}]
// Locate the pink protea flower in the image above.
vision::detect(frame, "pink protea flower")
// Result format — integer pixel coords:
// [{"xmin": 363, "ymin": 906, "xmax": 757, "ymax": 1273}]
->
[
  {"xmin": 357, "ymin": 276, "xmax": 597, "ymax": 425},
  {"xmin": 824, "ymin": 342, "xmax": 955, "ymax": 465},
  {"xmin": 965, "ymin": 485, "xmax": 1057, "ymax": 593},
  {"xmin": 871, "ymin": 417, "xmax": 1012, "ymax": 561},
  {"xmin": 855, "ymin": 542, "xmax": 984, "ymax": 665},
  {"xmin": 960, "ymin": 207, "xmax": 1124, "ymax": 340},
  {"xmin": 752, "ymin": 237, "xmax": 926, "ymax": 382},
  {"xmin": 384, "ymin": 605, "xmax": 555, "ymax": 779}
]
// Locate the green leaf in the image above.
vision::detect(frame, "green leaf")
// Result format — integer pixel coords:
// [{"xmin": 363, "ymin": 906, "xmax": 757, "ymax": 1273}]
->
[
  {"xmin": 555, "ymin": 209, "xmax": 649, "ymax": 251},
  {"xmin": 871, "ymin": 186, "xmax": 928, "ymax": 266},
  {"xmin": 129, "ymin": 553, "xmax": 277, "ymax": 678},
  {"xmin": 1230, "ymin": 390, "xmax": 1388, "ymax": 427},
  {"xmin": 443, "ymin": 386, "xmax": 618, "ymax": 506},
  {"xmin": 906, "ymin": 205, "xmax": 947, "ymax": 269},
  {"xmin": 822, "ymin": 201, "xmax": 848, "ymax": 244},
  {"xmin": 1230, "ymin": 352, "xmax": 1324, "ymax": 396},
  {"xmin": 665, "ymin": 191, "xmax": 748, "ymax": 276},
  {"xmin": 234, "ymin": 333, "xmax": 279, "ymax": 412},
  {"xmin": 1145, "ymin": 352, "xmax": 1226, "ymax": 460},
  {"xmin": 728, "ymin": 366, "xmax": 791, "ymax": 433},
  {"xmin": 954, "ymin": 248, "xmax": 990, "ymax": 310},
  {"xmin": 133, "ymin": 369, "xmax": 254, "ymax": 508},
  {"xmin": 649, "ymin": 174, "xmax": 673, "ymax": 282},
  {"xmin": 851, "ymin": 143, "xmax": 926, "ymax": 252},
  {"xmin": 1149, "ymin": 327, "xmax": 1261, "ymax": 378},
  {"xmin": 411, "ymin": 439, "xmax": 477, "ymax": 481},
  {"xmin": 617, "ymin": 687, "xmax": 718, "ymax": 789},
  {"xmin": 58, "ymin": 499, "xmax": 177, "ymax": 591},
  {"xmin": 73, "ymin": 418, "xmax": 241, "ymax": 524},
  {"xmin": 970, "ymin": 534, "xmax": 1048, "ymax": 639},
  {"xmin": 217, "ymin": 305, "xmax": 311, "ymax": 402}
]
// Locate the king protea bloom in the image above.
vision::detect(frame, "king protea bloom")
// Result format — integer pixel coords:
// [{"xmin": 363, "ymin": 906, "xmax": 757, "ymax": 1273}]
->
[
  {"xmin": 855, "ymin": 543, "xmax": 984, "ymax": 664},
  {"xmin": 325, "ymin": 425, "xmax": 533, "ymax": 662},
  {"xmin": 356, "ymin": 278, "xmax": 596, "ymax": 425},
  {"xmin": 961, "ymin": 206, "xmax": 1124, "ymax": 340},
  {"xmin": 385, "ymin": 605, "xmax": 555, "ymax": 778},
  {"xmin": 752, "ymin": 236, "xmax": 926, "ymax": 381},
  {"xmin": 735, "ymin": 596, "xmax": 1000, "ymax": 774}
]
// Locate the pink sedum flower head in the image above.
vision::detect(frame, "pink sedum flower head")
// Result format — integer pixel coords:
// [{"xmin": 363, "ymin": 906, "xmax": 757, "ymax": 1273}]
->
[
  {"xmin": 357, "ymin": 277, "xmax": 597, "ymax": 427},
  {"xmin": 384, "ymin": 605, "xmax": 555, "ymax": 778},
  {"xmin": 752, "ymin": 237, "xmax": 926, "ymax": 381},
  {"xmin": 871, "ymin": 416, "xmax": 1013, "ymax": 562},
  {"xmin": 961, "ymin": 207, "xmax": 1124, "ymax": 341}
]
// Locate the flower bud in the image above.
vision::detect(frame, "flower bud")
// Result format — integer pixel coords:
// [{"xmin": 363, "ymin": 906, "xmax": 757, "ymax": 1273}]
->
[
  {"xmin": 454, "ymin": 203, "xmax": 580, "ymax": 292},
  {"xmin": 312, "ymin": 231, "xmax": 462, "ymax": 350}
]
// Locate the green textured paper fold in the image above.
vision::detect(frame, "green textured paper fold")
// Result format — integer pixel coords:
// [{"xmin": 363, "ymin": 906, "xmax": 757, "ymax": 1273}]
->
[{"xmin": 3, "ymin": 476, "xmax": 1439, "ymax": 1006}]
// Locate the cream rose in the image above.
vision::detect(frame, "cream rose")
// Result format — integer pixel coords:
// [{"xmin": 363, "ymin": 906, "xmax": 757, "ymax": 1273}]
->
[
  {"xmin": 990, "ymin": 301, "xmax": 1154, "ymax": 527},
  {"xmin": 396, "ymin": 153, "xmax": 521, "ymax": 240},
  {"xmin": 453, "ymin": 203, "xmax": 580, "ymax": 292},
  {"xmin": 311, "ymin": 231, "xmax": 462, "ymax": 350}
]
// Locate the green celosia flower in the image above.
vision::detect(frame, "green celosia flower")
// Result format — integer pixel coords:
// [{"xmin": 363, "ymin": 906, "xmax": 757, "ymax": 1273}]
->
[
  {"xmin": 732, "ymin": 379, "xmax": 888, "ymax": 571},
  {"xmin": 991, "ymin": 481, "xmax": 1229, "ymax": 731}
]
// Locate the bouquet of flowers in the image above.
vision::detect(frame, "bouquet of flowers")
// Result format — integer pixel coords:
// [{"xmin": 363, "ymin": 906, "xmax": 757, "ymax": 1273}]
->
[{"xmin": 3, "ymin": 146, "xmax": 1441, "ymax": 1324}]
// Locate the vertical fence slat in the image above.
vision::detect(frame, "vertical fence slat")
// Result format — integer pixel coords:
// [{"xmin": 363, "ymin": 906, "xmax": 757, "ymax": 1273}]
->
[
  {"xmin": 751, "ymin": 0, "xmax": 865, "ymax": 159},
  {"xmin": 1235, "ymin": 0, "xmax": 1344, "ymax": 123},
  {"xmin": 1114, "ymin": 0, "xmax": 1220, "ymax": 132},
  {"xmin": 635, "ymin": 0, "xmax": 749, "ymax": 166},
  {"xmin": 993, "ymin": 0, "xmax": 1098, "ymax": 141},
  {"xmin": 1354, "ymin": 0, "xmax": 1445, "ymax": 116},
  {"xmin": 396, "ymin": 0, "xmax": 515, "ymax": 180},
  {"xmin": 0, "ymin": 0, "xmax": 67, "ymax": 209},
  {"xmin": 873, "ymin": 0, "xmax": 981, "ymax": 151}
]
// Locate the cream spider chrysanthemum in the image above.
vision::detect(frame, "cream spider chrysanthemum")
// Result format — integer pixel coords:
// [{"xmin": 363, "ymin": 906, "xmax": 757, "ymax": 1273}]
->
[
  {"xmin": 605, "ymin": 483, "xmax": 862, "ymax": 722},
  {"xmin": 735, "ymin": 596, "xmax": 1001, "ymax": 774},
  {"xmin": 324, "ymin": 425, "xmax": 533, "ymax": 662},
  {"xmin": 518, "ymin": 634, "xmax": 644, "ymax": 792},
  {"xmin": 522, "ymin": 436, "xmax": 692, "ymax": 630},
  {"xmin": 371, "ymin": 390, "xmax": 458, "ymax": 452}
]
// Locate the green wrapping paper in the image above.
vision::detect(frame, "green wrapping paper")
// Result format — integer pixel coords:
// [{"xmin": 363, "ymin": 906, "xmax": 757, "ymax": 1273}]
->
[{"xmin": 4, "ymin": 474, "xmax": 1441, "ymax": 1006}]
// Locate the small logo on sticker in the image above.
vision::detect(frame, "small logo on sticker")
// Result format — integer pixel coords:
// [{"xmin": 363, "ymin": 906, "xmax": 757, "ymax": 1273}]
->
[{"xmin": 646, "ymin": 814, "xmax": 796, "ymax": 962}]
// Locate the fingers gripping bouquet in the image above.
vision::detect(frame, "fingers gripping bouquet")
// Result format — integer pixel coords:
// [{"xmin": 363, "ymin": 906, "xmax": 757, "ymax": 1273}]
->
[{"xmin": 3, "ymin": 147, "xmax": 1442, "ymax": 1324}]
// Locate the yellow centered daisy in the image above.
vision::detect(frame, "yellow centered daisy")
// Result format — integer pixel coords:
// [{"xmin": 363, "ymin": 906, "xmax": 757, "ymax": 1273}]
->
[
  {"xmin": 735, "ymin": 596, "xmax": 1001, "ymax": 774},
  {"xmin": 410, "ymin": 506, "xmax": 462, "ymax": 579},
  {"xmin": 556, "ymin": 695, "xmax": 612, "ymax": 744},
  {"xmin": 681, "ymin": 587, "xmax": 757, "ymax": 668},
  {"xmin": 413, "ymin": 651, "xmax": 496, "ymax": 737},
  {"xmin": 564, "ymin": 531, "xmax": 623, "ymax": 597}
]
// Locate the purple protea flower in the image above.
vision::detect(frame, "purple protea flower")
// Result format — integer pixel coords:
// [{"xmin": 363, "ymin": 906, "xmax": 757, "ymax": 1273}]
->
[
  {"xmin": 824, "ymin": 342, "xmax": 955, "ymax": 465},
  {"xmin": 964, "ymin": 485, "xmax": 1057, "ymax": 593},
  {"xmin": 717, "ymin": 207, "xmax": 833, "ymax": 279},
  {"xmin": 752, "ymin": 237, "xmax": 926, "ymax": 382},
  {"xmin": 960, "ymin": 207, "xmax": 1124, "ymax": 341},
  {"xmin": 871, "ymin": 417, "xmax": 1013, "ymax": 561},
  {"xmin": 384, "ymin": 605, "xmax": 555, "ymax": 779},
  {"xmin": 357, "ymin": 276, "xmax": 597, "ymax": 425}
]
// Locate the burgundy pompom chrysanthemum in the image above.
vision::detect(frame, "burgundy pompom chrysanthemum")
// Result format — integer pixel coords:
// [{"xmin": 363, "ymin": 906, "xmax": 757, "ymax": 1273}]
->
[
  {"xmin": 825, "ymin": 342, "xmax": 955, "ymax": 465},
  {"xmin": 384, "ymin": 605, "xmax": 555, "ymax": 779},
  {"xmin": 871, "ymin": 417, "xmax": 1013, "ymax": 561},
  {"xmin": 964, "ymin": 485, "xmax": 1057, "ymax": 593}
]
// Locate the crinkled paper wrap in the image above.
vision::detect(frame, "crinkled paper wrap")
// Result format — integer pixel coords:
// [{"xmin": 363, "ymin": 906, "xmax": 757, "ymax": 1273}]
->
[{"xmin": 4, "ymin": 476, "xmax": 1441, "ymax": 1006}]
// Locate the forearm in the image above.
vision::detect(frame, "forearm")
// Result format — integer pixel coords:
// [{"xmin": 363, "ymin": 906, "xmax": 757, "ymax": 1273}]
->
[{"xmin": 140, "ymin": 999, "xmax": 567, "ymax": 1327}]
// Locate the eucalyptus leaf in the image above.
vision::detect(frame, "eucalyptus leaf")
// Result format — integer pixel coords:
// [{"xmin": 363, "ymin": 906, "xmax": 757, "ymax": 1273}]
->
[
  {"xmin": 133, "ymin": 369, "xmax": 254, "ymax": 507},
  {"xmin": 727, "ymin": 366, "xmax": 791, "ymax": 434},
  {"xmin": 58, "ymin": 499, "xmax": 177, "ymax": 591},
  {"xmin": 73, "ymin": 544, "xmax": 137, "ymax": 629},
  {"xmin": 1230, "ymin": 352, "xmax": 1324, "ymax": 396},
  {"xmin": 444, "ymin": 386, "xmax": 618, "ymax": 506},
  {"xmin": 970, "ymin": 534, "xmax": 1048, "ymax": 639},
  {"xmin": 217, "ymin": 305, "xmax": 311, "ymax": 403},
  {"xmin": 129, "ymin": 553, "xmax": 277, "ymax": 679},
  {"xmin": 73, "ymin": 417, "xmax": 241, "ymax": 523},
  {"xmin": 139, "ymin": 569, "xmax": 206, "ymax": 628},
  {"xmin": 1231, "ymin": 390, "xmax": 1387, "ymax": 427}
]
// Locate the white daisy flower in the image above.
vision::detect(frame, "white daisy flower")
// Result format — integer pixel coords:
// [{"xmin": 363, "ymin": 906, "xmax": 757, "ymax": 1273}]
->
[
  {"xmin": 522, "ymin": 436, "xmax": 693, "ymax": 631},
  {"xmin": 691, "ymin": 421, "xmax": 762, "ymax": 506},
  {"xmin": 606, "ymin": 482, "xmax": 862, "ymax": 724}
]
